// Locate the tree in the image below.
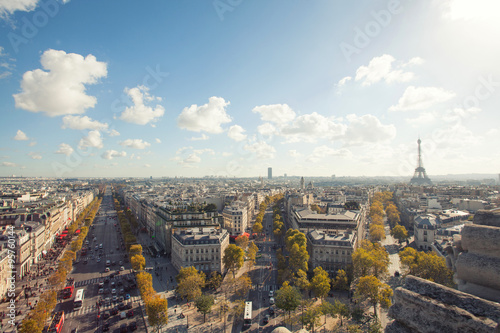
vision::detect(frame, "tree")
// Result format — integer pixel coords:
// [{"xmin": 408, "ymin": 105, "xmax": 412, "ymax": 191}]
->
[
  {"xmin": 275, "ymin": 281, "xmax": 302, "ymax": 321},
  {"xmin": 398, "ymin": 247, "xmax": 454, "ymax": 286},
  {"xmin": 18, "ymin": 319, "xmax": 42, "ymax": 333},
  {"xmin": 285, "ymin": 229, "xmax": 307, "ymax": 250},
  {"xmin": 137, "ymin": 272, "xmax": 155, "ymax": 299},
  {"xmin": 301, "ymin": 305, "xmax": 322, "ymax": 333},
  {"xmin": 292, "ymin": 269, "xmax": 310, "ymax": 291},
  {"xmin": 288, "ymin": 243, "xmax": 309, "ymax": 275},
  {"xmin": 247, "ymin": 241, "xmax": 258, "ymax": 262},
  {"xmin": 369, "ymin": 224, "xmax": 385, "ymax": 242},
  {"xmin": 207, "ymin": 271, "xmax": 223, "ymax": 291},
  {"xmin": 252, "ymin": 222, "xmax": 263, "ymax": 234},
  {"xmin": 369, "ymin": 202, "xmax": 384, "ymax": 218},
  {"xmin": 310, "ymin": 204, "xmax": 323, "ymax": 214},
  {"xmin": 352, "ymin": 240, "xmax": 389, "ymax": 279},
  {"xmin": 223, "ymin": 244, "xmax": 245, "ymax": 278},
  {"xmin": 371, "ymin": 214, "xmax": 384, "ymax": 225},
  {"xmin": 195, "ymin": 294, "xmax": 215, "ymax": 323},
  {"xmin": 231, "ymin": 299, "xmax": 246, "ymax": 321},
  {"xmin": 332, "ymin": 269, "xmax": 350, "ymax": 291},
  {"xmin": 235, "ymin": 234, "xmax": 249, "ymax": 250},
  {"xmin": 354, "ymin": 276, "xmax": 392, "ymax": 318},
  {"xmin": 310, "ymin": 267, "xmax": 330, "ymax": 299},
  {"xmin": 344, "ymin": 201, "xmax": 360, "ymax": 210},
  {"xmin": 237, "ymin": 273, "xmax": 252, "ymax": 297},
  {"xmin": 176, "ymin": 266, "xmax": 206, "ymax": 301},
  {"xmin": 129, "ymin": 244, "xmax": 143, "ymax": 257},
  {"xmin": 333, "ymin": 300, "xmax": 350, "ymax": 326},
  {"xmin": 319, "ymin": 300, "xmax": 335, "ymax": 329},
  {"xmin": 145, "ymin": 294, "xmax": 168, "ymax": 332},
  {"xmin": 390, "ymin": 224, "xmax": 409, "ymax": 244},
  {"xmin": 131, "ymin": 254, "xmax": 146, "ymax": 271}
]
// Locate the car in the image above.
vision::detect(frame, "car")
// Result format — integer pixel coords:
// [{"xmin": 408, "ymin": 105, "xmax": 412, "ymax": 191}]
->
[
  {"xmin": 98, "ymin": 288, "xmax": 104, "ymax": 294},
  {"xmin": 104, "ymin": 288, "xmax": 110, "ymax": 294},
  {"xmin": 97, "ymin": 258, "xmax": 101, "ymax": 263},
  {"xmin": 99, "ymin": 282, "xmax": 104, "ymax": 288},
  {"xmin": 119, "ymin": 288, "xmax": 125, "ymax": 294},
  {"xmin": 128, "ymin": 321, "xmax": 137, "ymax": 331},
  {"xmin": 111, "ymin": 289, "xmax": 116, "ymax": 294},
  {"xmin": 103, "ymin": 311, "xmax": 110, "ymax": 319},
  {"xmin": 120, "ymin": 311, "xmax": 127, "ymax": 319},
  {"xmin": 111, "ymin": 282, "xmax": 116, "ymax": 288},
  {"xmin": 263, "ymin": 315, "xmax": 269, "ymax": 324},
  {"xmin": 110, "ymin": 273, "xmax": 116, "ymax": 279},
  {"xmin": 99, "ymin": 244, "xmax": 103, "ymax": 249},
  {"xmin": 83, "ymin": 260, "xmax": 88, "ymax": 264},
  {"xmin": 119, "ymin": 260, "xmax": 123, "ymax": 265},
  {"xmin": 269, "ymin": 306, "xmax": 275, "ymax": 316},
  {"xmin": 120, "ymin": 323, "xmax": 128, "ymax": 333},
  {"xmin": 118, "ymin": 302, "xmax": 126, "ymax": 310},
  {"xmin": 104, "ymin": 297, "xmax": 111, "ymax": 305},
  {"xmin": 127, "ymin": 309, "xmax": 134, "ymax": 318},
  {"xmin": 111, "ymin": 261, "xmax": 116, "ymax": 266},
  {"xmin": 102, "ymin": 322, "xmax": 110, "ymax": 331},
  {"xmin": 269, "ymin": 297, "xmax": 275, "ymax": 305},
  {"xmin": 105, "ymin": 267, "xmax": 110, "ymax": 272},
  {"xmin": 112, "ymin": 296, "xmax": 118, "ymax": 302},
  {"xmin": 120, "ymin": 266, "xmax": 125, "ymax": 271},
  {"xmin": 110, "ymin": 308, "xmax": 118, "ymax": 315},
  {"xmin": 104, "ymin": 277, "xmax": 110, "ymax": 283},
  {"xmin": 125, "ymin": 302, "xmax": 133, "ymax": 309},
  {"xmin": 269, "ymin": 291, "xmax": 274, "ymax": 297},
  {"xmin": 117, "ymin": 281, "xmax": 123, "ymax": 286},
  {"xmin": 119, "ymin": 296, "xmax": 124, "ymax": 302},
  {"xmin": 125, "ymin": 294, "xmax": 130, "ymax": 300}
]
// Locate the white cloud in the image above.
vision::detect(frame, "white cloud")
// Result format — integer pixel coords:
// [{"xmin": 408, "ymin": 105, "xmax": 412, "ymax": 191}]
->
[
  {"xmin": 55, "ymin": 143, "xmax": 74, "ymax": 156},
  {"xmin": 155, "ymin": 138, "xmax": 161, "ymax": 144},
  {"xmin": 101, "ymin": 150, "xmax": 127, "ymax": 160},
  {"xmin": 28, "ymin": 141, "xmax": 37, "ymax": 147},
  {"xmin": 442, "ymin": 0, "xmax": 500, "ymax": 21},
  {"xmin": 243, "ymin": 141, "xmax": 276, "ymax": 159},
  {"xmin": 144, "ymin": 164, "xmax": 151, "ymax": 168},
  {"xmin": 62, "ymin": 115, "xmax": 109, "ymax": 130},
  {"xmin": 171, "ymin": 147, "xmax": 214, "ymax": 165},
  {"xmin": 78, "ymin": 130, "xmax": 103, "ymax": 150},
  {"xmin": 108, "ymin": 129, "xmax": 120, "ymax": 137},
  {"xmin": 189, "ymin": 134, "xmax": 209, "ymax": 141},
  {"xmin": 119, "ymin": 139, "xmax": 151, "ymax": 149},
  {"xmin": 14, "ymin": 130, "xmax": 29, "ymax": 141},
  {"xmin": 280, "ymin": 112, "xmax": 346, "ymax": 143},
  {"xmin": 443, "ymin": 107, "xmax": 481, "ymax": 122},
  {"xmin": 0, "ymin": 0, "xmax": 38, "ymax": 18},
  {"xmin": 252, "ymin": 104, "xmax": 296, "ymax": 125},
  {"xmin": 389, "ymin": 86, "xmax": 456, "ymax": 111},
  {"xmin": 288, "ymin": 150, "xmax": 302, "ymax": 158},
  {"xmin": 28, "ymin": 152, "xmax": 42, "ymax": 160},
  {"xmin": 257, "ymin": 123, "xmax": 277, "ymax": 138},
  {"xmin": 343, "ymin": 114, "xmax": 396, "ymax": 146},
  {"xmin": 337, "ymin": 76, "xmax": 352, "ymax": 87},
  {"xmin": 13, "ymin": 49, "xmax": 107, "ymax": 117},
  {"xmin": 0, "ymin": 46, "xmax": 13, "ymax": 79},
  {"xmin": 177, "ymin": 96, "xmax": 231, "ymax": 133},
  {"xmin": 406, "ymin": 111, "xmax": 437, "ymax": 127},
  {"xmin": 1, "ymin": 161, "xmax": 17, "ymax": 167},
  {"xmin": 307, "ymin": 145, "xmax": 352, "ymax": 163},
  {"xmin": 222, "ymin": 152, "xmax": 233, "ymax": 157},
  {"xmin": 227, "ymin": 125, "xmax": 247, "ymax": 142},
  {"xmin": 119, "ymin": 85, "xmax": 165, "ymax": 125},
  {"xmin": 355, "ymin": 54, "xmax": 418, "ymax": 86}
]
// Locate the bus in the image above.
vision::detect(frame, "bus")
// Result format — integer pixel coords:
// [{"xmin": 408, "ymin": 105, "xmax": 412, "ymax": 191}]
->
[
  {"xmin": 48, "ymin": 311, "xmax": 64, "ymax": 333},
  {"xmin": 243, "ymin": 301, "xmax": 252, "ymax": 327},
  {"xmin": 74, "ymin": 289, "xmax": 84, "ymax": 309}
]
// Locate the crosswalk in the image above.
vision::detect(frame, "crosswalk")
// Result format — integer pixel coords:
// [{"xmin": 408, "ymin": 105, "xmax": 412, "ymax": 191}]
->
[
  {"xmin": 66, "ymin": 295, "xmax": 142, "ymax": 318},
  {"xmin": 251, "ymin": 284, "xmax": 278, "ymax": 291},
  {"xmin": 74, "ymin": 273, "xmax": 134, "ymax": 287}
]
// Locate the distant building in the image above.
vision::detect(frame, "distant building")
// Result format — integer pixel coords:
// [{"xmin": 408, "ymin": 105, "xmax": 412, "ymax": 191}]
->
[
  {"xmin": 268, "ymin": 167, "xmax": 272, "ymax": 180},
  {"xmin": 409, "ymin": 138, "xmax": 432, "ymax": 185},
  {"xmin": 171, "ymin": 226, "xmax": 229, "ymax": 274},
  {"xmin": 307, "ymin": 229, "xmax": 356, "ymax": 274},
  {"xmin": 300, "ymin": 177, "xmax": 305, "ymax": 190},
  {"xmin": 414, "ymin": 214, "xmax": 439, "ymax": 250}
]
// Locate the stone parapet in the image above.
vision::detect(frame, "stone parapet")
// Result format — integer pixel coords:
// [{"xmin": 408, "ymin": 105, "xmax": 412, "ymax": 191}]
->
[
  {"xmin": 456, "ymin": 252, "xmax": 500, "ymax": 292},
  {"xmin": 460, "ymin": 224, "xmax": 500, "ymax": 257}
]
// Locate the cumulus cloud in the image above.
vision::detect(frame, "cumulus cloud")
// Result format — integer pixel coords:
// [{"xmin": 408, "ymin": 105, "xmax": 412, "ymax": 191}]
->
[
  {"xmin": 288, "ymin": 150, "xmax": 302, "ymax": 158},
  {"xmin": 13, "ymin": 49, "xmax": 107, "ymax": 117},
  {"xmin": 0, "ymin": 0, "xmax": 39, "ymax": 17},
  {"xmin": 14, "ymin": 130, "xmax": 29, "ymax": 141},
  {"xmin": 1, "ymin": 161, "xmax": 17, "ymax": 167},
  {"xmin": 227, "ymin": 125, "xmax": 247, "ymax": 142},
  {"xmin": 101, "ymin": 150, "xmax": 127, "ymax": 160},
  {"xmin": 108, "ymin": 129, "xmax": 120, "ymax": 137},
  {"xmin": 257, "ymin": 123, "xmax": 277, "ymax": 138},
  {"xmin": 177, "ymin": 96, "xmax": 231, "ymax": 133},
  {"xmin": 355, "ymin": 54, "xmax": 420, "ymax": 86},
  {"xmin": 119, "ymin": 85, "xmax": 165, "ymax": 125},
  {"xmin": 155, "ymin": 138, "xmax": 161, "ymax": 144},
  {"xmin": 189, "ymin": 134, "xmax": 209, "ymax": 141},
  {"xmin": 307, "ymin": 145, "xmax": 352, "ymax": 163},
  {"xmin": 28, "ymin": 152, "xmax": 42, "ymax": 159},
  {"xmin": 389, "ymin": 86, "xmax": 456, "ymax": 111},
  {"xmin": 119, "ymin": 139, "xmax": 151, "ymax": 149},
  {"xmin": 62, "ymin": 115, "xmax": 109, "ymax": 130},
  {"xmin": 222, "ymin": 152, "xmax": 232, "ymax": 157},
  {"xmin": 243, "ymin": 141, "xmax": 276, "ymax": 159},
  {"xmin": 281, "ymin": 112, "xmax": 346, "ymax": 143},
  {"xmin": 55, "ymin": 143, "xmax": 74, "ymax": 156},
  {"xmin": 78, "ymin": 130, "xmax": 103, "ymax": 150},
  {"xmin": 28, "ymin": 141, "xmax": 37, "ymax": 147},
  {"xmin": 343, "ymin": 114, "xmax": 396, "ymax": 146},
  {"xmin": 171, "ymin": 147, "xmax": 215, "ymax": 165},
  {"xmin": 406, "ymin": 111, "xmax": 437, "ymax": 127},
  {"xmin": 252, "ymin": 104, "xmax": 296, "ymax": 125}
]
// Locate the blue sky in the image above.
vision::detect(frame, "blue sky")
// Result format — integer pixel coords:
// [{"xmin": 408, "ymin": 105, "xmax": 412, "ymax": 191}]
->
[{"xmin": 1, "ymin": 0, "xmax": 499, "ymax": 178}]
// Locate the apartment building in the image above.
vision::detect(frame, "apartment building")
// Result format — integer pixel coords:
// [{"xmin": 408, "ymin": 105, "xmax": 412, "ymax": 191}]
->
[
  {"xmin": 222, "ymin": 203, "xmax": 248, "ymax": 236},
  {"xmin": 307, "ymin": 229, "xmax": 356, "ymax": 274}
]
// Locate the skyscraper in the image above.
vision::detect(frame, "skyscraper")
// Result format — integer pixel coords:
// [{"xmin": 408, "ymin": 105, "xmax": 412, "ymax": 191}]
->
[{"xmin": 268, "ymin": 167, "xmax": 272, "ymax": 180}]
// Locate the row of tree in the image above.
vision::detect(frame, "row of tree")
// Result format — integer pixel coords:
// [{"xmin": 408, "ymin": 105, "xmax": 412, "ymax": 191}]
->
[
  {"xmin": 19, "ymin": 196, "xmax": 102, "ymax": 333},
  {"xmin": 252, "ymin": 194, "xmax": 284, "ymax": 235}
]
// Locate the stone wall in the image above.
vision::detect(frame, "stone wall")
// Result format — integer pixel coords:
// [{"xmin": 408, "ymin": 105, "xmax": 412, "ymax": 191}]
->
[{"xmin": 386, "ymin": 275, "xmax": 500, "ymax": 333}]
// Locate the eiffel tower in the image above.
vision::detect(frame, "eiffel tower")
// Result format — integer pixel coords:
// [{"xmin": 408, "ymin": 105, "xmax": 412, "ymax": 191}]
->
[{"xmin": 409, "ymin": 138, "xmax": 432, "ymax": 185}]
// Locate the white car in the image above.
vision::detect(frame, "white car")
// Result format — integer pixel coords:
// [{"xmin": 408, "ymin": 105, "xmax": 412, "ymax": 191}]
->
[
  {"xmin": 98, "ymin": 288, "xmax": 104, "ymax": 294},
  {"xmin": 120, "ymin": 266, "xmax": 125, "ymax": 271},
  {"xmin": 269, "ymin": 297, "xmax": 275, "ymax": 305},
  {"xmin": 269, "ymin": 290, "xmax": 274, "ymax": 297},
  {"xmin": 111, "ymin": 289, "xmax": 116, "ymax": 294}
]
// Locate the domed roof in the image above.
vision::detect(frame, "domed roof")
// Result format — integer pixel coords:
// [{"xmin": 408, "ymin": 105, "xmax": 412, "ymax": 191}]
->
[{"xmin": 271, "ymin": 327, "xmax": 292, "ymax": 333}]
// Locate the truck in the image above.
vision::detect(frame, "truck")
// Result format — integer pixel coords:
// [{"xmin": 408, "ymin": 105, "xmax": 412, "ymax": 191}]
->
[{"xmin": 48, "ymin": 311, "xmax": 65, "ymax": 333}]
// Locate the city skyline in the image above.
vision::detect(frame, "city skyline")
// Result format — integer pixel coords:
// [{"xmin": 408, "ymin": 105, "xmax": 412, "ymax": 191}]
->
[{"xmin": 1, "ymin": 1, "xmax": 500, "ymax": 178}]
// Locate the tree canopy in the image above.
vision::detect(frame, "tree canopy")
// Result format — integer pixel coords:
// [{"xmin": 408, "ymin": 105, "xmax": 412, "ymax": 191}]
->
[
  {"xmin": 352, "ymin": 240, "xmax": 390, "ymax": 279},
  {"xmin": 354, "ymin": 275, "xmax": 392, "ymax": 318},
  {"xmin": 310, "ymin": 266, "xmax": 331, "ymax": 299},
  {"xmin": 398, "ymin": 247, "xmax": 454, "ymax": 286},
  {"xmin": 223, "ymin": 244, "xmax": 245, "ymax": 278}
]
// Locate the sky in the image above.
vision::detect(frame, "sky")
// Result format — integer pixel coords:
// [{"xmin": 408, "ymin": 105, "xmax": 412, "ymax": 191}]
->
[{"xmin": 1, "ymin": 0, "xmax": 500, "ymax": 179}]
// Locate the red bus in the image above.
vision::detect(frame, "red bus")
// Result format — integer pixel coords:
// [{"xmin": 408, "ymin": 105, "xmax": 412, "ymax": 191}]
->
[
  {"xmin": 62, "ymin": 279, "xmax": 75, "ymax": 299},
  {"xmin": 48, "ymin": 311, "xmax": 65, "ymax": 333}
]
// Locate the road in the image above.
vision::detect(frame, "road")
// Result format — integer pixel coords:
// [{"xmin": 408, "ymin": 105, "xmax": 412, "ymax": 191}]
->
[{"xmin": 58, "ymin": 186, "xmax": 144, "ymax": 333}]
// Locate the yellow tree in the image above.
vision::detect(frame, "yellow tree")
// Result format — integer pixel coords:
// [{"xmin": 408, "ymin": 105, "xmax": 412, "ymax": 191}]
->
[
  {"xmin": 236, "ymin": 273, "xmax": 252, "ymax": 297},
  {"xmin": 252, "ymin": 222, "xmax": 263, "ymax": 234},
  {"xmin": 390, "ymin": 224, "xmax": 409, "ymax": 244},
  {"xmin": 310, "ymin": 266, "xmax": 331, "ymax": 299},
  {"xmin": 352, "ymin": 240, "xmax": 389, "ymax": 279},
  {"xmin": 137, "ymin": 272, "xmax": 155, "ymax": 299},
  {"xmin": 235, "ymin": 234, "xmax": 249, "ymax": 250},
  {"xmin": 131, "ymin": 254, "xmax": 146, "ymax": 271},
  {"xmin": 129, "ymin": 244, "xmax": 143, "ymax": 257},
  {"xmin": 18, "ymin": 319, "xmax": 42, "ymax": 333},
  {"xmin": 145, "ymin": 294, "xmax": 168, "ymax": 332},
  {"xmin": 223, "ymin": 244, "xmax": 245, "ymax": 278},
  {"xmin": 176, "ymin": 266, "xmax": 206, "ymax": 301},
  {"xmin": 332, "ymin": 269, "xmax": 350, "ymax": 291},
  {"xmin": 369, "ymin": 224, "xmax": 385, "ymax": 242},
  {"xmin": 399, "ymin": 248, "xmax": 454, "ymax": 286},
  {"xmin": 354, "ymin": 276, "xmax": 392, "ymax": 318}
]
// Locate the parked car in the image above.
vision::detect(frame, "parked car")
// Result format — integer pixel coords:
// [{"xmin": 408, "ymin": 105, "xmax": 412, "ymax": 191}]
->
[
  {"xmin": 110, "ymin": 308, "xmax": 118, "ymax": 315},
  {"xmin": 128, "ymin": 321, "xmax": 137, "ymax": 331},
  {"xmin": 118, "ymin": 302, "xmax": 126, "ymax": 310},
  {"xmin": 102, "ymin": 322, "xmax": 110, "ymax": 331},
  {"xmin": 120, "ymin": 323, "xmax": 128, "ymax": 333},
  {"xmin": 103, "ymin": 311, "xmax": 110, "ymax": 319},
  {"xmin": 263, "ymin": 315, "xmax": 269, "ymax": 324},
  {"xmin": 269, "ymin": 297, "xmax": 275, "ymax": 305},
  {"xmin": 127, "ymin": 309, "xmax": 134, "ymax": 318}
]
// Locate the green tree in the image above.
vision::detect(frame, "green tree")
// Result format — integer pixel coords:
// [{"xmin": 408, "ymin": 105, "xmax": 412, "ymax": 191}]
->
[
  {"xmin": 333, "ymin": 300, "xmax": 350, "ymax": 326},
  {"xmin": 354, "ymin": 276, "xmax": 392, "ymax": 318},
  {"xmin": 252, "ymin": 222, "xmax": 263, "ymax": 234},
  {"xmin": 131, "ymin": 254, "xmax": 146, "ymax": 271},
  {"xmin": 195, "ymin": 294, "xmax": 215, "ymax": 323},
  {"xmin": 390, "ymin": 224, "xmax": 409, "ymax": 244},
  {"xmin": 398, "ymin": 247, "xmax": 454, "ymax": 286},
  {"xmin": 319, "ymin": 300, "xmax": 335, "ymax": 329},
  {"xmin": 235, "ymin": 234, "xmax": 249, "ymax": 250},
  {"xmin": 301, "ymin": 305, "xmax": 322, "ymax": 333},
  {"xmin": 310, "ymin": 266, "xmax": 330, "ymax": 299},
  {"xmin": 332, "ymin": 269, "xmax": 350, "ymax": 291},
  {"xmin": 145, "ymin": 294, "xmax": 169, "ymax": 332},
  {"xmin": 207, "ymin": 271, "xmax": 223, "ymax": 291},
  {"xmin": 275, "ymin": 281, "xmax": 302, "ymax": 322},
  {"xmin": 223, "ymin": 244, "xmax": 245, "ymax": 278}
]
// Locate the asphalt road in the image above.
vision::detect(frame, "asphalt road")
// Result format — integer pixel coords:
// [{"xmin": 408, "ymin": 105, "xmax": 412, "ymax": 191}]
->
[{"xmin": 57, "ymin": 187, "xmax": 144, "ymax": 333}]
